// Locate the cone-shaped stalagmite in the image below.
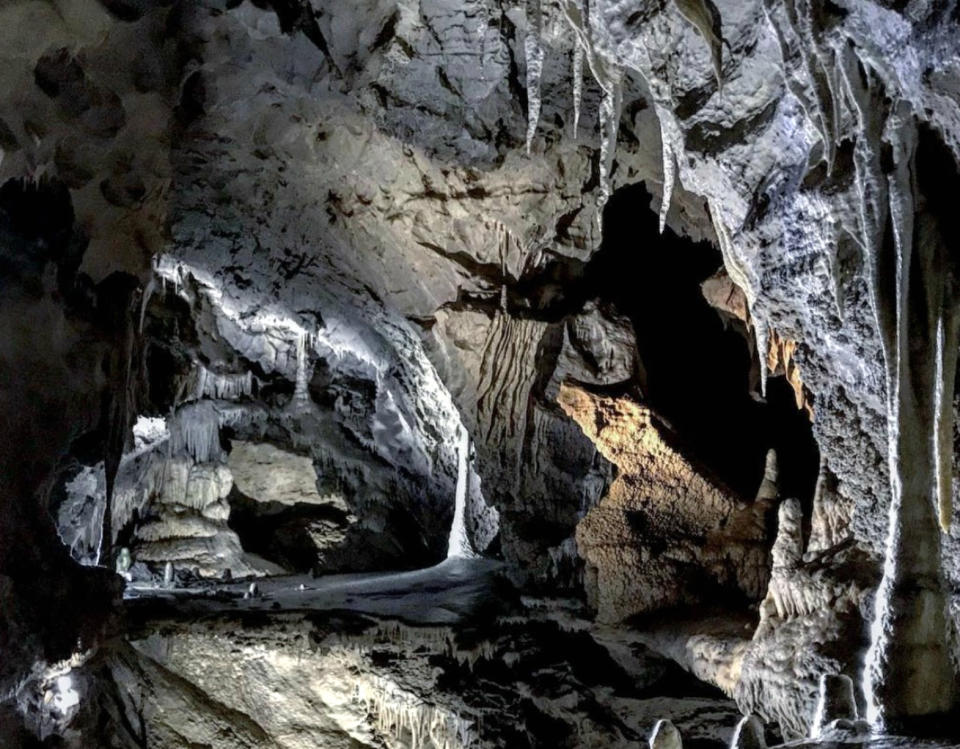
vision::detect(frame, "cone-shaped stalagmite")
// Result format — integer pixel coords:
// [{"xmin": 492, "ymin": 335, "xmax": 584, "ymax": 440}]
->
[
  {"xmin": 730, "ymin": 715, "xmax": 765, "ymax": 749},
  {"xmin": 649, "ymin": 719, "xmax": 683, "ymax": 749},
  {"xmin": 811, "ymin": 674, "xmax": 857, "ymax": 738}
]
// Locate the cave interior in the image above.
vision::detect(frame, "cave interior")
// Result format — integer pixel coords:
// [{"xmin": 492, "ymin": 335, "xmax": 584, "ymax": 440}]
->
[{"xmin": 2, "ymin": 1, "xmax": 960, "ymax": 748}]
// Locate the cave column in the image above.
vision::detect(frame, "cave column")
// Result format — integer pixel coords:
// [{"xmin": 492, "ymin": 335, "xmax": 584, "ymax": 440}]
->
[
  {"xmin": 864, "ymin": 114, "xmax": 959, "ymax": 728},
  {"xmin": 867, "ymin": 377, "xmax": 956, "ymax": 726}
]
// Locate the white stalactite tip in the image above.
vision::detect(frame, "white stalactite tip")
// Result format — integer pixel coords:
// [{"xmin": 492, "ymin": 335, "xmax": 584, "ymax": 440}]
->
[
  {"xmin": 524, "ymin": 0, "xmax": 544, "ymax": 155},
  {"xmin": 572, "ymin": 44, "xmax": 583, "ymax": 139},
  {"xmin": 753, "ymin": 316, "xmax": 769, "ymax": 399},
  {"xmin": 597, "ymin": 70, "xmax": 623, "ymax": 219}
]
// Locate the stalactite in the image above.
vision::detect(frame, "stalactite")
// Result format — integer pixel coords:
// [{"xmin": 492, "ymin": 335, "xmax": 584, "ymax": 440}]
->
[
  {"xmin": 354, "ymin": 674, "xmax": 475, "ymax": 749},
  {"xmin": 762, "ymin": 0, "xmax": 842, "ymax": 173},
  {"xmin": 659, "ymin": 116, "xmax": 677, "ymax": 234},
  {"xmin": 597, "ymin": 68, "xmax": 623, "ymax": 216},
  {"xmin": 753, "ymin": 316, "xmax": 770, "ymax": 398},
  {"xmin": 110, "ymin": 450, "xmax": 166, "ymax": 548},
  {"xmin": 169, "ymin": 401, "xmax": 222, "ymax": 464},
  {"xmin": 934, "ymin": 305, "xmax": 959, "ymax": 530},
  {"xmin": 139, "ymin": 276, "xmax": 156, "ymax": 335},
  {"xmin": 572, "ymin": 43, "xmax": 583, "ymax": 138},
  {"xmin": 558, "ymin": 0, "xmax": 625, "ymax": 221},
  {"xmin": 291, "ymin": 330, "xmax": 313, "ymax": 409},
  {"xmin": 331, "ymin": 621, "xmax": 454, "ymax": 653},
  {"xmin": 193, "ymin": 363, "xmax": 254, "ymax": 401},
  {"xmin": 707, "ymin": 198, "xmax": 755, "ymax": 305},
  {"xmin": 779, "ymin": 0, "xmax": 836, "ymax": 172},
  {"xmin": 523, "ymin": 0, "xmax": 544, "ymax": 155},
  {"xmin": 836, "ymin": 45, "xmax": 892, "ymax": 375}
]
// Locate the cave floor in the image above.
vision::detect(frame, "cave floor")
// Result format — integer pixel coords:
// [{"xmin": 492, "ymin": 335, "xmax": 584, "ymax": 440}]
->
[
  {"xmin": 784, "ymin": 739, "xmax": 960, "ymax": 748},
  {"xmin": 123, "ymin": 557, "xmax": 509, "ymax": 624},
  {"xmin": 113, "ymin": 562, "xmax": 960, "ymax": 748},
  {"xmin": 0, "ymin": 559, "xmax": 933, "ymax": 748}
]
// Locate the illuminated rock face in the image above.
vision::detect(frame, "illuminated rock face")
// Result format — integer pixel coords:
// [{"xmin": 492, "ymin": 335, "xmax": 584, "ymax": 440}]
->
[
  {"xmin": 558, "ymin": 382, "xmax": 773, "ymax": 623},
  {"xmin": 228, "ymin": 441, "xmax": 334, "ymax": 507}
]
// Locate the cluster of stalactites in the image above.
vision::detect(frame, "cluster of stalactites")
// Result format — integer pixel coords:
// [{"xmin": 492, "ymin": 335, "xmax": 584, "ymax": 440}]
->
[
  {"xmin": 522, "ymin": 1, "xmax": 731, "ymax": 232},
  {"xmin": 523, "ymin": 0, "xmax": 624, "ymax": 224},
  {"xmin": 759, "ymin": 4, "xmax": 960, "ymax": 534},
  {"xmin": 354, "ymin": 675, "xmax": 476, "ymax": 749},
  {"xmin": 820, "ymin": 26, "xmax": 960, "ymax": 730},
  {"xmin": 191, "ymin": 364, "xmax": 254, "ymax": 402},
  {"xmin": 169, "ymin": 401, "xmax": 223, "ymax": 464},
  {"xmin": 841, "ymin": 60, "xmax": 958, "ymax": 532},
  {"xmin": 761, "ymin": 0, "xmax": 841, "ymax": 176}
]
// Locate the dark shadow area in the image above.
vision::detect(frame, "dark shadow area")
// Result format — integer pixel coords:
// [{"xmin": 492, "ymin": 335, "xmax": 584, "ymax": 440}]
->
[{"xmin": 587, "ymin": 183, "xmax": 819, "ymax": 505}]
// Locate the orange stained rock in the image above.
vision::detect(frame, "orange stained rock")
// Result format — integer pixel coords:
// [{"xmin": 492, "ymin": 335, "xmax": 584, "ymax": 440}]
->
[
  {"xmin": 557, "ymin": 382, "xmax": 772, "ymax": 623},
  {"xmin": 766, "ymin": 329, "xmax": 813, "ymax": 419}
]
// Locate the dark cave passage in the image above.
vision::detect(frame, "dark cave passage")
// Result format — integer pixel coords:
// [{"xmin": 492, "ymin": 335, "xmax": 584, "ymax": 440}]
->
[{"xmin": 587, "ymin": 183, "xmax": 820, "ymax": 506}]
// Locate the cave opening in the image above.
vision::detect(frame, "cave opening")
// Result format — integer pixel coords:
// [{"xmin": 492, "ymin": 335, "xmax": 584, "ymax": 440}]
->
[{"xmin": 587, "ymin": 183, "xmax": 820, "ymax": 508}]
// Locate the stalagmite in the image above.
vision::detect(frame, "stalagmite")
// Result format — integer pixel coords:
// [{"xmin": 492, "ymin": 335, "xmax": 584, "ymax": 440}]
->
[
  {"xmin": 758, "ymin": 498, "xmax": 803, "ymax": 622},
  {"xmin": 524, "ymin": 0, "xmax": 544, "ymax": 155},
  {"xmin": 115, "ymin": 547, "xmax": 132, "ymax": 580},
  {"xmin": 572, "ymin": 43, "xmax": 583, "ymax": 138},
  {"xmin": 755, "ymin": 449, "xmax": 779, "ymax": 504},
  {"xmin": 730, "ymin": 715, "xmax": 766, "ymax": 749},
  {"xmin": 809, "ymin": 460, "xmax": 846, "ymax": 552},
  {"xmin": 163, "ymin": 561, "xmax": 174, "ymax": 588},
  {"xmin": 447, "ymin": 425, "xmax": 476, "ymax": 559},
  {"xmin": 649, "ymin": 718, "xmax": 683, "ymax": 748},
  {"xmin": 810, "ymin": 674, "xmax": 857, "ymax": 738}
]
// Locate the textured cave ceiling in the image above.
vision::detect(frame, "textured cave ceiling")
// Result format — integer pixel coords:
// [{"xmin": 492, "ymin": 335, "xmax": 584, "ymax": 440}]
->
[{"xmin": 2, "ymin": 0, "xmax": 960, "ymax": 747}]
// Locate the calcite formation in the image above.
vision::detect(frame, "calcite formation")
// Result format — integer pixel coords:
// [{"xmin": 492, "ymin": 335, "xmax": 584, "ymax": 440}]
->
[{"xmin": 2, "ymin": 0, "xmax": 960, "ymax": 746}]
